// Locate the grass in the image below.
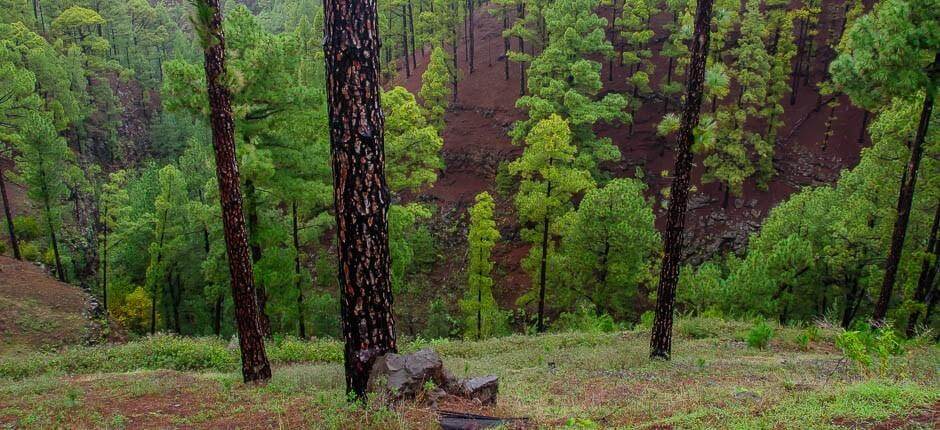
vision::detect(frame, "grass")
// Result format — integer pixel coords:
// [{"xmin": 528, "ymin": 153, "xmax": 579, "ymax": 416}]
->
[{"xmin": 0, "ymin": 317, "xmax": 936, "ymax": 429}]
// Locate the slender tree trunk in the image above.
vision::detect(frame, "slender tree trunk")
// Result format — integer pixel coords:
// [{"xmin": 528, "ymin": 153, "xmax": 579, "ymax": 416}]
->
[
  {"xmin": 649, "ymin": 0, "xmax": 715, "ymax": 360},
  {"xmin": 841, "ymin": 278, "xmax": 860, "ymax": 328},
  {"xmin": 213, "ymin": 295, "xmax": 223, "ymax": 336},
  {"xmin": 858, "ymin": 110, "xmax": 869, "ymax": 144},
  {"xmin": 101, "ymin": 208, "xmax": 108, "ymax": 310},
  {"xmin": 0, "ymin": 166, "xmax": 21, "ymax": 260},
  {"xmin": 789, "ymin": 18, "xmax": 808, "ymax": 106},
  {"xmin": 467, "ymin": 0, "xmax": 475, "ymax": 74},
  {"xmin": 518, "ymin": 3, "xmax": 526, "ymax": 96},
  {"xmin": 244, "ymin": 181, "xmax": 271, "ymax": 337},
  {"xmin": 292, "ymin": 202, "xmax": 307, "ymax": 339},
  {"xmin": 907, "ymin": 201, "xmax": 940, "ymax": 337},
  {"xmin": 323, "ymin": 0, "xmax": 397, "ymax": 399},
  {"xmin": 873, "ymin": 70, "xmax": 936, "ymax": 324},
  {"xmin": 197, "ymin": 0, "xmax": 271, "ymax": 383},
  {"xmin": 409, "ymin": 0, "xmax": 417, "ymax": 68},
  {"xmin": 401, "ymin": 6, "xmax": 411, "ymax": 78},
  {"xmin": 537, "ymin": 180, "xmax": 552, "ymax": 333},
  {"xmin": 503, "ymin": 6, "xmax": 509, "ymax": 80}
]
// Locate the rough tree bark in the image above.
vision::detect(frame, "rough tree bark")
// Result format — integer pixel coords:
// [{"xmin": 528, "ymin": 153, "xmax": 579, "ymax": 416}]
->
[
  {"xmin": 0, "ymin": 165, "xmax": 21, "ymax": 260},
  {"xmin": 649, "ymin": 0, "xmax": 715, "ymax": 360},
  {"xmin": 323, "ymin": 0, "xmax": 398, "ymax": 399},
  {"xmin": 197, "ymin": 0, "xmax": 271, "ymax": 383},
  {"xmin": 873, "ymin": 70, "xmax": 936, "ymax": 324}
]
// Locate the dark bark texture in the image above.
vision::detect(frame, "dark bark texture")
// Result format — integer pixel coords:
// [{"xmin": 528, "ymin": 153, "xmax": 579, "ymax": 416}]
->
[
  {"xmin": 199, "ymin": 0, "xmax": 271, "ymax": 384},
  {"xmin": 0, "ymin": 166, "xmax": 21, "ymax": 260},
  {"xmin": 907, "ymin": 201, "xmax": 940, "ymax": 336},
  {"xmin": 323, "ymin": 0, "xmax": 398, "ymax": 399},
  {"xmin": 873, "ymin": 69, "xmax": 936, "ymax": 324},
  {"xmin": 649, "ymin": 0, "xmax": 715, "ymax": 360}
]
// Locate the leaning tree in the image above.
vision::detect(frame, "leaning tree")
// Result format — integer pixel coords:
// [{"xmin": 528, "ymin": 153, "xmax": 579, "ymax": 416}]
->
[
  {"xmin": 831, "ymin": 0, "xmax": 939, "ymax": 324},
  {"xmin": 649, "ymin": 0, "xmax": 716, "ymax": 360},
  {"xmin": 191, "ymin": 0, "xmax": 272, "ymax": 383},
  {"xmin": 323, "ymin": 0, "xmax": 398, "ymax": 399}
]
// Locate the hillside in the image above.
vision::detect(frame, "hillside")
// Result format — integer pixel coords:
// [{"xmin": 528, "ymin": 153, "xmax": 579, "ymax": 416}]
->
[
  {"xmin": 394, "ymin": 0, "xmax": 871, "ymax": 313},
  {"xmin": 0, "ymin": 256, "xmax": 116, "ymax": 354}
]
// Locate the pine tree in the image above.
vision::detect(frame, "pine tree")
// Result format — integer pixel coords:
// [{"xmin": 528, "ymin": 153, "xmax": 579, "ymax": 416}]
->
[
  {"xmin": 382, "ymin": 86, "xmax": 444, "ymax": 193},
  {"xmin": 460, "ymin": 192, "xmax": 504, "ymax": 339},
  {"xmin": 831, "ymin": 0, "xmax": 939, "ymax": 324},
  {"xmin": 14, "ymin": 112, "xmax": 75, "ymax": 282},
  {"xmin": 323, "ymin": 0, "xmax": 397, "ymax": 399},
  {"xmin": 512, "ymin": 0, "xmax": 628, "ymax": 176},
  {"xmin": 419, "ymin": 46, "xmax": 451, "ymax": 131},
  {"xmin": 650, "ymin": 0, "xmax": 715, "ymax": 360},
  {"xmin": 510, "ymin": 114, "xmax": 594, "ymax": 332},
  {"xmin": 617, "ymin": 0, "xmax": 658, "ymax": 135},
  {"xmin": 190, "ymin": 0, "xmax": 271, "ymax": 383},
  {"xmin": 554, "ymin": 178, "xmax": 660, "ymax": 318}
]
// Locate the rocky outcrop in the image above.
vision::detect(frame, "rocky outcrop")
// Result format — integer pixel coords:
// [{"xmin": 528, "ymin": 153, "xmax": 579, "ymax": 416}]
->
[{"xmin": 366, "ymin": 348, "xmax": 499, "ymax": 406}]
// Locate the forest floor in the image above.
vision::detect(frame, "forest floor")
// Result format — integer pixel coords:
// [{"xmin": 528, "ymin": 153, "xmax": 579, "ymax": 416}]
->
[
  {"xmin": 0, "ymin": 319, "xmax": 937, "ymax": 429},
  {"xmin": 0, "ymin": 256, "xmax": 99, "ymax": 355}
]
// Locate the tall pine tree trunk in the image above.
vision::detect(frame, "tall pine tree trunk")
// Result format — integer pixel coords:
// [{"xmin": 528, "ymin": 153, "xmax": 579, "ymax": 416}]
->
[
  {"xmin": 0, "ymin": 165, "xmax": 21, "ymax": 260},
  {"xmin": 196, "ymin": 0, "xmax": 271, "ymax": 384},
  {"xmin": 537, "ymin": 180, "xmax": 552, "ymax": 333},
  {"xmin": 907, "ymin": 201, "xmax": 939, "ymax": 337},
  {"xmin": 503, "ymin": 6, "xmax": 510, "ymax": 80},
  {"xmin": 323, "ymin": 0, "xmax": 397, "ymax": 399},
  {"xmin": 873, "ymin": 69, "xmax": 936, "ymax": 324},
  {"xmin": 649, "ymin": 0, "xmax": 715, "ymax": 360}
]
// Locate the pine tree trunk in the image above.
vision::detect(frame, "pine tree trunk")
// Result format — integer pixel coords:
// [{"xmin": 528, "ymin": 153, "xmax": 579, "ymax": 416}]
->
[
  {"xmin": 537, "ymin": 180, "xmax": 552, "ymax": 333},
  {"xmin": 213, "ymin": 295, "xmax": 223, "ymax": 336},
  {"xmin": 408, "ymin": 0, "xmax": 417, "ymax": 68},
  {"xmin": 244, "ymin": 181, "xmax": 271, "ymax": 338},
  {"xmin": 0, "ymin": 165, "xmax": 21, "ymax": 260},
  {"xmin": 292, "ymin": 201, "xmax": 307, "ymax": 339},
  {"xmin": 518, "ymin": 3, "xmax": 526, "ymax": 96},
  {"xmin": 323, "ymin": 0, "xmax": 397, "ymax": 399},
  {"xmin": 873, "ymin": 70, "xmax": 936, "ymax": 324},
  {"xmin": 198, "ymin": 0, "xmax": 271, "ymax": 383},
  {"xmin": 402, "ymin": 5, "xmax": 411, "ymax": 78},
  {"xmin": 503, "ymin": 6, "xmax": 509, "ymax": 80},
  {"xmin": 467, "ymin": 0, "xmax": 474, "ymax": 74},
  {"xmin": 650, "ymin": 0, "xmax": 715, "ymax": 361},
  {"xmin": 907, "ymin": 201, "xmax": 939, "ymax": 337}
]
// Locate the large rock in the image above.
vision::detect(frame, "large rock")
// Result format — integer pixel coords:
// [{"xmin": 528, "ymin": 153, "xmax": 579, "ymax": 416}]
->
[{"xmin": 367, "ymin": 348, "xmax": 499, "ymax": 405}]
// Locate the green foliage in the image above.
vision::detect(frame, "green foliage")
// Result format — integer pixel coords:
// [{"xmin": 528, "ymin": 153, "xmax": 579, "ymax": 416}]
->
[
  {"xmin": 831, "ymin": 0, "xmax": 940, "ymax": 109},
  {"xmin": 460, "ymin": 192, "xmax": 508, "ymax": 340},
  {"xmin": 382, "ymin": 86, "xmax": 444, "ymax": 193},
  {"xmin": 552, "ymin": 178, "xmax": 659, "ymax": 319},
  {"xmin": 419, "ymin": 46, "xmax": 451, "ymax": 130},
  {"xmin": 746, "ymin": 320, "xmax": 774, "ymax": 350},
  {"xmin": 552, "ymin": 304, "xmax": 621, "ymax": 334},
  {"xmin": 511, "ymin": 0, "xmax": 627, "ymax": 174}
]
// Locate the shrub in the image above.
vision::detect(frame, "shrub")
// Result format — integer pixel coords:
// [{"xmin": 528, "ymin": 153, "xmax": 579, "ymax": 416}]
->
[
  {"xmin": 13, "ymin": 216, "xmax": 42, "ymax": 241},
  {"xmin": 746, "ymin": 321, "xmax": 774, "ymax": 350},
  {"xmin": 267, "ymin": 337, "xmax": 343, "ymax": 364},
  {"xmin": 553, "ymin": 305, "xmax": 622, "ymax": 334},
  {"xmin": 19, "ymin": 241, "xmax": 40, "ymax": 261},
  {"xmin": 836, "ymin": 327, "xmax": 905, "ymax": 376}
]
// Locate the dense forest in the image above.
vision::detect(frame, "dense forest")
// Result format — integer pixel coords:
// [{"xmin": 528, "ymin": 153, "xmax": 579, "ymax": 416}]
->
[{"xmin": 0, "ymin": 0, "xmax": 938, "ymax": 425}]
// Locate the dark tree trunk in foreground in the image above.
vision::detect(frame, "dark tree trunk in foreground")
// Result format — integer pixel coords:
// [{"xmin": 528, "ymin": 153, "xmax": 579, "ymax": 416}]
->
[
  {"xmin": 0, "ymin": 166, "xmax": 21, "ymax": 260},
  {"xmin": 323, "ymin": 0, "xmax": 397, "ymax": 399},
  {"xmin": 649, "ymin": 0, "xmax": 715, "ymax": 360},
  {"xmin": 196, "ymin": 0, "xmax": 271, "ymax": 384},
  {"xmin": 907, "ymin": 201, "xmax": 940, "ymax": 337},
  {"xmin": 873, "ymin": 73, "xmax": 936, "ymax": 324}
]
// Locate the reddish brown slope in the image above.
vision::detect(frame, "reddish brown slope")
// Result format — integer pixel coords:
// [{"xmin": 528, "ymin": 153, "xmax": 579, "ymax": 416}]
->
[{"xmin": 392, "ymin": 0, "xmax": 868, "ymax": 312}]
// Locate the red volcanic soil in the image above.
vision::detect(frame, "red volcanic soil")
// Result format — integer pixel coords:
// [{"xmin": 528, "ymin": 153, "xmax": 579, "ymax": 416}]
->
[{"xmin": 391, "ymin": 0, "xmax": 868, "ymax": 314}]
